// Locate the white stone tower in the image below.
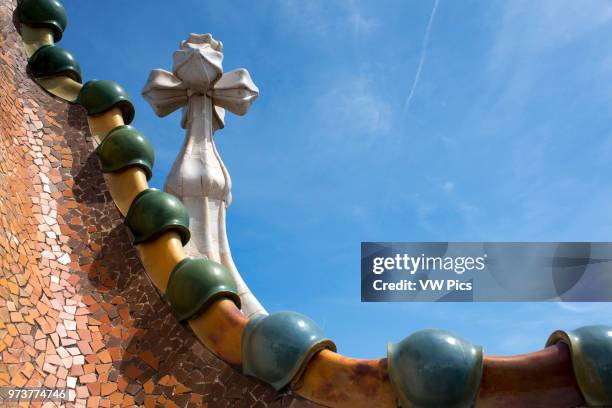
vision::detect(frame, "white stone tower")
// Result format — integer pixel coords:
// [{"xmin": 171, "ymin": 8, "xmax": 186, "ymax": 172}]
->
[{"xmin": 142, "ymin": 33, "xmax": 265, "ymax": 317}]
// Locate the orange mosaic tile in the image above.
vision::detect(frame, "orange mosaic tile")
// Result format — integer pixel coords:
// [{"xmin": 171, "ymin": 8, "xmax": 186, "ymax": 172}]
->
[{"xmin": 0, "ymin": 0, "xmax": 320, "ymax": 406}]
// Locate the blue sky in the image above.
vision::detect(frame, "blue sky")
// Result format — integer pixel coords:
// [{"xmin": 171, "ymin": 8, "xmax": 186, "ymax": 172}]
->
[{"xmin": 61, "ymin": 0, "xmax": 612, "ymax": 358}]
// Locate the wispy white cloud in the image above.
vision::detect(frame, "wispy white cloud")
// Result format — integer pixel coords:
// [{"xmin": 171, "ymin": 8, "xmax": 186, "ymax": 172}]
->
[
  {"xmin": 279, "ymin": 0, "xmax": 330, "ymax": 37},
  {"xmin": 442, "ymin": 181, "xmax": 455, "ymax": 193},
  {"xmin": 491, "ymin": 0, "xmax": 612, "ymax": 59},
  {"xmin": 402, "ymin": 0, "xmax": 439, "ymax": 116},
  {"xmin": 278, "ymin": 0, "xmax": 379, "ymax": 41},
  {"xmin": 487, "ymin": 0, "xmax": 612, "ymax": 94},
  {"xmin": 345, "ymin": 0, "xmax": 380, "ymax": 39},
  {"xmin": 316, "ymin": 75, "xmax": 392, "ymax": 135},
  {"xmin": 443, "ymin": 0, "xmax": 612, "ymax": 241}
]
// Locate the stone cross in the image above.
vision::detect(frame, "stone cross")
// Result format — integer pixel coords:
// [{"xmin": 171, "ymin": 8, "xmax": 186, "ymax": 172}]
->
[{"xmin": 142, "ymin": 33, "xmax": 265, "ymax": 317}]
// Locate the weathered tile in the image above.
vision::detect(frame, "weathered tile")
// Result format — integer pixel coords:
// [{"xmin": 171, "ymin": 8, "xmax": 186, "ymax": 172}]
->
[{"xmin": 0, "ymin": 5, "xmax": 321, "ymax": 408}]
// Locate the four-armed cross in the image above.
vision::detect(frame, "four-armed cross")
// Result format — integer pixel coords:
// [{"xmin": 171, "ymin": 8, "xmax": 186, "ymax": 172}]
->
[{"xmin": 142, "ymin": 33, "xmax": 265, "ymax": 317}]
